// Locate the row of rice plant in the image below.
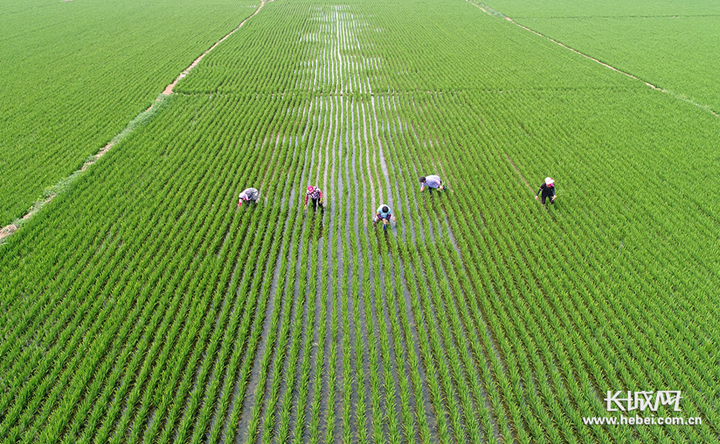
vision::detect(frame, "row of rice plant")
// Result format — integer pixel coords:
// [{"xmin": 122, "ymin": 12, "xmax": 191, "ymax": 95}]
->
[{"xmin": 0, "ymin": 0, "xmax": 717, "ymax": 443}]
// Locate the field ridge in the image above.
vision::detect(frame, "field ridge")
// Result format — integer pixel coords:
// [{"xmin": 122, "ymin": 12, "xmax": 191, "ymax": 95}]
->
[
  {"xmin": 468, "ymin": 0, "xmax": 720, "ymax": 118},
  {"xmin": 0, "ymin": 0, "xmax": 269, "ymax": 245}
]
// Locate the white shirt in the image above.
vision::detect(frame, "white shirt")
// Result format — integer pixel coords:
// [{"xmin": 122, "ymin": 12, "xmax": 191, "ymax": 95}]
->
[{"xmin": 423, "ymin": 175, "xmax": 442, "ymax": 189}]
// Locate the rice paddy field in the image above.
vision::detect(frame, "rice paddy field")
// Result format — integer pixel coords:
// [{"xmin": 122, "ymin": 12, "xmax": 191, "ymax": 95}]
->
[{"xmin": 0, "ymin": 0, "xmax": 718, "ymax": 443}]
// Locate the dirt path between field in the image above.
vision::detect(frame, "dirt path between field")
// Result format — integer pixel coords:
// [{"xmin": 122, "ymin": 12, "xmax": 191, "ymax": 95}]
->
[
  {"xmin": 468, "ymin": 1, "xmax": 720, "ymax": 118},
  {"xmin": 0, "ymin": 195, "xmax": 55, "ymax": 242},
  {"xmin": 0, "ymin": 1, "xmax": 268, "ymax": 244},
  {"xmin": 163, "ymin": 0, "xmax": 267, "ymax": 95},
  {"xmin": 0, "ymin": 225, "xmax": 18, "ymax": 242}
]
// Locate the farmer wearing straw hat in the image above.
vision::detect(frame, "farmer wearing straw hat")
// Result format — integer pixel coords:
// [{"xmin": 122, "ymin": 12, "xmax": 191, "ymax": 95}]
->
[
  {"xmin": 535, "ymin": 177, "xmax": 556, "ymax": 208},
  {"xmin": 419, "ymin": 175, "xmax": 445, "ymax": 194},
  {"xmin": 373, "ymin": 204, "xmax": 392, "ymax": 230},
  {"xmin": 238, "ymin": 188, "xmax": 260, "ymax": 207},
  {"xmin": 304, "ymin": 185, "xmax": 323, "ymax": 210}
]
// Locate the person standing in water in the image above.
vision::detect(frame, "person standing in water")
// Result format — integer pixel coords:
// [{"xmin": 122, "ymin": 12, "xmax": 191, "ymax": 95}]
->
[
  {"xmin": 304, "ymin": 185, "xmax": 323, "ymax": 210},
  {"xmin": 373, "ymin": 204, "xmax": 392, "ymax": 230},
  {"xmin": 238, "ymin": 188, "xmax": 260, "ymax": 207},
  {"xmin": 420, "ymin": 175, "xmax": 445, "ymax": 194},
  {"xmin": 535, "ymin": 177, "xmax": 556, "ymax": 208}
]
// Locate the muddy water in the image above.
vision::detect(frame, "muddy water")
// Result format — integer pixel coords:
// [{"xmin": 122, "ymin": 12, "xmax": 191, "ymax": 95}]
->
[
  {"xmin": 378, "ymin": 94, "xmax": 447, "ymax": 439},
  {"xmin": 225, "ymin": 3, "xmax": 496, "ymax": 441}
]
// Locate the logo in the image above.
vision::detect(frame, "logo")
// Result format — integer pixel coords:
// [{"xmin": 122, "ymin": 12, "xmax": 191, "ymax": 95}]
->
[{"xmin": 605, "ymin": 391, "xmax": 682, "ymax": 412}]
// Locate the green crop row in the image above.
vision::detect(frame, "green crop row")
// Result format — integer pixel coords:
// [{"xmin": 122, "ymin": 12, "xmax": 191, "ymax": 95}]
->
[
  {"xmin": 473, "ymin": 0, "xmax": 720, "ymax": 112},
  {"xmin": 0, "ymin": 0, "xmax": 718, "ymax": 443},
  {"xmin": 0, "ymin": 0, "xmax": 261, "ymax": 226}
]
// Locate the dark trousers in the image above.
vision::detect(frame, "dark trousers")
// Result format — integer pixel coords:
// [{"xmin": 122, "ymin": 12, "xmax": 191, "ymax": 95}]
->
[
  {"xmin": 541, "ymin": 193, "xmax": 554, "ymax": 205},
  {"xmin": 428, "ymin": 182, "xmax": 442, "ymax": 194},
  {"xmin": 309, "ymin": 198, "xmax": 321, "ymax": 209}
]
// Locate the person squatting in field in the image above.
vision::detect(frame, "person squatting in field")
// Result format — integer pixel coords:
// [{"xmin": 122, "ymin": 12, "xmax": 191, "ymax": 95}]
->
[
  {"xmin": 420, "ymin": 175, "xmax": 445, "ymax": 194},
  {"xmin": 238, "ymin": 188, "xmax": 260, "ymax": 207},
  {"xmin": 535, "ymin": 177, "xmax": 556, "ymax": 208},
  {"xmin": 373, "ymin": 204, "xmax": 392, "ymax": 230},
  {"xmin": 304, "ymin": 185, "xmax": 323, "ymax": 210}
]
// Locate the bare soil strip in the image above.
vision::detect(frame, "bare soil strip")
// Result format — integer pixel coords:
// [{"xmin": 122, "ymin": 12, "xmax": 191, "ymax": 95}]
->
[
  {"xmin": 0, "ymin": 1, "xmax": 267, "ymax": 245},
  {"xmin": 0, "ymin": 194, "xmax": 53, "ymax": 241},
  {"xmin": 0, "ymin": 225, "xmax": 17, "ymax": 241},
  {"xmin": 163, "ymin": 1, "xmax": 267, "ymax": 95},
  {"xmin": 468, "ymin": 1, "xmax": 720, "ymax": 118}
]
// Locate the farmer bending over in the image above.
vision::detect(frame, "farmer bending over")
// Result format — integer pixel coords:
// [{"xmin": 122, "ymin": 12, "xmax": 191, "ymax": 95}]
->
[
  {"xmin": 420, "ymin": 175, "xmax": 444, "ymax": 193},
  {"xmin": 373, "ymin": 204, "xmax": 392, "ymax": 230},
  {"xmin": 535, "ymin": 177, "xmax": 556, "ymax": 208},
  {"xmin": 238, "ymin": 188, "xmax": 260, "ymax": 207},
  {"xmin": 304, "ymin": 185, "xmax": 323, "ymax": 210}
]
